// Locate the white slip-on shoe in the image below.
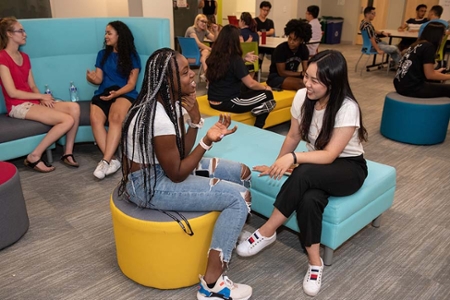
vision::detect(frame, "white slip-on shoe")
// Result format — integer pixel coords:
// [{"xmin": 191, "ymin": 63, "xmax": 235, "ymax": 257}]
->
[
  {"xmin": 197, "ymin": 274, "xmax": 252, "ymax": 300},
  {"xmin": 93, "ymin": 160, "xmax": 109, "ymax": 179},
  {"xmin": 303, "ymin": 258, "xmax": 324, "ymax": 297},
  {"xmin": 236, "ymin": 229, "xmax": 276, "ymax": 257},
  {"xmin": 106, "ymin": 158, "xmax": 121, "ymax": 176}
]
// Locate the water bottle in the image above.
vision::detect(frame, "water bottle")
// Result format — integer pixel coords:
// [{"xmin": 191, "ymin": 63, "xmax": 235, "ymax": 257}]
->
[
  {"xmin": 44, "ymin": 84, "xmax": 52, "ymax": 95},
  {"xmin": 69, "ymin": 81, "xmax": 79, "ymax": 102},
  {"xmin": 261, "ymin": 29, "xmax": 266, "ymax": 45}
]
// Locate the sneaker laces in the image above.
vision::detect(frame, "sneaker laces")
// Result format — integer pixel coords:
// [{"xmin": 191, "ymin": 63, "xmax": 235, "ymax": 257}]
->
[
  {"xmin": 97, "ymin": 160, "xmax": 109, "ymax": 171},
  {"xmin": 222, "ymin": 276, "xmax": 235, "ymax": 289}
]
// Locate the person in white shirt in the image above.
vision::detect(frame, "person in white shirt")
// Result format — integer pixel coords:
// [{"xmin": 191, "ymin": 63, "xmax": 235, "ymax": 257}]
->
[{"xmin": 305, "ymin": 5, "xmax": 322, "ymax": 56}]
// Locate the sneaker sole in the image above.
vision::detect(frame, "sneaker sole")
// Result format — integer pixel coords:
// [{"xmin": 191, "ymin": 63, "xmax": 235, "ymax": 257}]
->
[{"xmin": 197, "ymin": 292, "xmax": 252, "ymax": 300}]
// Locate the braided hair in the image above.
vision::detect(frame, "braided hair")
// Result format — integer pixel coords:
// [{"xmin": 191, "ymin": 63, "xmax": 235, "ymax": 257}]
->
[
  {"xmin": 118, "ymin": 48, "xmax": 185, "ymax": 206},
  {"xmin": 100, "ymin": 20, "xmax": 138, "ymax": 77}
]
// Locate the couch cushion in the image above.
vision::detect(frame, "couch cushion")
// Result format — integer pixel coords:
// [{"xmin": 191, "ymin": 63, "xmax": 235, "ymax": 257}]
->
[{"xmin": 0, "ymin": 114, "xmax": 51, "ymax": 143}]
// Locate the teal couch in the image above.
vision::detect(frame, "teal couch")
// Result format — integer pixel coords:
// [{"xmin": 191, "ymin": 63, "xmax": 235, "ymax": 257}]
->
[
  {"xmin": 0, "ymin": 17, "xmax": 170, "ymax": 162},
  {"xmin": 198, "ymin": 117, "xmax": 397, "ymax": 265}
]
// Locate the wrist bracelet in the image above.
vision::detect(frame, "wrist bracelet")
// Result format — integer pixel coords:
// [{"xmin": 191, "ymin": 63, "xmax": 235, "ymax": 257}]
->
[
  {"xmin": 199, "ymin": 137, "xmax": 213, "ymax": 151},
  {"xmin": 291, "ymin": 151, "xmax": 297, "ymax": 164}
]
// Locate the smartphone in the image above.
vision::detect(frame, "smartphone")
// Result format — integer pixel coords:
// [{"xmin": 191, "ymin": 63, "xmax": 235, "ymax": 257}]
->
[{"xmin": 195, "ymin": 170, "xmax": 209, "ymax": 177}]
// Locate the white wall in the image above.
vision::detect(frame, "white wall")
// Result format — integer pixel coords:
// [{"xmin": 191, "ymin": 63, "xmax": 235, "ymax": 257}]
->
[
  {"xmin": 141, "ymin": 0, "xmax": 174, "ymax": 48},
  {"xmin": 297, "ymin": 0, "xmax": 322, "ymax": 19},
  {"xmin": 255, "ymin": 0, "xmax": 298, "ymax": 36},
  {"xmin": 320, "ymin": 0, "xmax": 359, "ymax": 44},
  {"xmin": 50, "ymin": 0, "xmax": 108, "ymax": 18}
]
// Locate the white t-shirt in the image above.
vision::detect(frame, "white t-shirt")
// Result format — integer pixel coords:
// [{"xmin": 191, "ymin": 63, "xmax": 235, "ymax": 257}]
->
[
  {"xmin": 126, "ymin": 102, "xmax": 184, "ymax": 164},
  {"xmin": 308, "ymin": 18, "xmax": 322, "ymax": 56},
  {"xmin": 290, "ymin": 88, "xmax": 364, "ymax": 157}
]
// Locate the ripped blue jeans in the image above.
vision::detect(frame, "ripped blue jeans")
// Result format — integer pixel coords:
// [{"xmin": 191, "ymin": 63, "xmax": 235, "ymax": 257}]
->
[{"xmin": 125, "ymin": 157, "xmax": 251, "ymax": 263}]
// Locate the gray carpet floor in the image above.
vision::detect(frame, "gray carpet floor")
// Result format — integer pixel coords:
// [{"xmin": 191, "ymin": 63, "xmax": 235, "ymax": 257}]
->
[{"xmin": 1, "ymin": 43, "xmax": 449, "ymax": 300}]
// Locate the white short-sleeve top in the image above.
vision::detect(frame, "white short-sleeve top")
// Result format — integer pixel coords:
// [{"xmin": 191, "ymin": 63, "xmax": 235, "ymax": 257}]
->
[
  {"xmin": 290, "ymin": 88, "xmax": 364, "ymax": 157},
  {"xmin": 126, "ymin": 102, "xmax": 184, "ymax": 164}
]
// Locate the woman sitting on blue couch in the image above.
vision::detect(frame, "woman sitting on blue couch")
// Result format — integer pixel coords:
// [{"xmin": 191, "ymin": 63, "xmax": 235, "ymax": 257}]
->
[
  {"xmin": 237, "ymin": 50, "xmax": 368, "ymax": 297},
  {"xmin": 87, "ymin": 20, "xmax": 141, "ymax": 180},
  {"xmin": 0, "ymin": 17, "xmax": 80, "ymax": 172}
]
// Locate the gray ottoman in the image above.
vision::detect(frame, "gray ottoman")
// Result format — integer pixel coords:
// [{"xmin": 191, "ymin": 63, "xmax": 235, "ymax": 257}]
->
[{"xmin": 0, "ymin": 161, "xmax": 29, "ymax": 250}]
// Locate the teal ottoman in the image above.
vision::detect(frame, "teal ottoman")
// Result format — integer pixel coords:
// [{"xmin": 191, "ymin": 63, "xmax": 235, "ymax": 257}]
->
[
  {"xmin": 198, "ymin": 118, "xmax": 396, "ymax": 265},
  {"xmin": 380, "ymin": 92, "xmax": 450, "ymax": 145}
]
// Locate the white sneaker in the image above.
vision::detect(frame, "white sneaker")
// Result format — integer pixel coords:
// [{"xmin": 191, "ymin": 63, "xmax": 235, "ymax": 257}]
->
[
  {"xmin": 236, "ymin": 229, "xmax": 276, "ymax": 257},
  {"xmin": 197, "ymin": 274, "xmax": 252, "ymax": 300},
  {"xmin": 106, "ymin": 158, "xmax": 121, "ymax": 175},
  {"xmin": 93, "ymin": 160, "xmax": 109, "ymax": 179},
  {"xmin": 303, "ymin": 258, "xmax": 324, "ymax": 297}
]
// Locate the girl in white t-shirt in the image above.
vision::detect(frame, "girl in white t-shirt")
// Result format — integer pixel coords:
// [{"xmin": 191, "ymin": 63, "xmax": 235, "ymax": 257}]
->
[
  {"xmin": 119, "ymin": 48, "xmax": 253, "ymax": 300},
  {"xmin": 236, "ymin": 50, "xmax": 368, "ymax": 297}
]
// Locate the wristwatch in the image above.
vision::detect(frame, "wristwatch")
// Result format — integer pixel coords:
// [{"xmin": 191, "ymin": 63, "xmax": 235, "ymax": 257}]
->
[{"xmin": 187, "ymin": 117, "xmax": 204, "ymax": 129}]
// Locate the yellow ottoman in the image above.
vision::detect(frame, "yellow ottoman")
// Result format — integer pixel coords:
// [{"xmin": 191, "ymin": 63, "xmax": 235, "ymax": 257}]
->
[{"xmin": 110, "ymin": 187, "xmax": 220, "ymax": 289}]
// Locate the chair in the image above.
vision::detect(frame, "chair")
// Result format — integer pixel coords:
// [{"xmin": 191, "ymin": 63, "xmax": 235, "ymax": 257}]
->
[
  {"xmin": 436, "ymin": 35, "xmax": 448, "ymax": 69},
  {"xmin": 177, "ymin": 36, "xmax": 203, "ymax": 82},
  {"xmin": 228, "ymin": 15, "xmax": 239, "ymax": 27},
  {"xmin": 240, "ymin": 41, "xmax": 260, "ymax": 81},
  {"xmin": 355, "ymin": 30, "xmax": 386, "ymax": 76}
]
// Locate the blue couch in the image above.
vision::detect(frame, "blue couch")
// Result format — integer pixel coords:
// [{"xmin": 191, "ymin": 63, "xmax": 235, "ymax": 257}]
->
[
  {"xmin": 198, "ymin": 117, "xmax": 397, "ymax": 265},
  {"xmin": 0, "ymin": 17, "xmax": 170, "ymax": 162}
]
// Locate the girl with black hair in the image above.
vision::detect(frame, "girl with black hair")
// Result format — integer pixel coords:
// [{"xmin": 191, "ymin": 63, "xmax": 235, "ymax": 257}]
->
[
  {"xmin": 239, "ymin": 12, "xmax": 259, "ymax": 43},
  {"xmin": 394, "ymin": 22, "xmax": 450, "ymax": 98},
  {"xmin": 237, "ymin": 50, "xmax": 368, "ymax": 297},
  {"xmin": 87, "ymin": 20, "xmax": 141, "ymax": 180},
  {"xmin": 206, "ymin": 24, "xmax": 275, "ymax": 128},
  {"xmin": 119, "ymin": 48, "xmax": 252, "ymax": 300},
  {"xmin": 267, "ymin": 18, "xmax": 312, "ymax": 91}
]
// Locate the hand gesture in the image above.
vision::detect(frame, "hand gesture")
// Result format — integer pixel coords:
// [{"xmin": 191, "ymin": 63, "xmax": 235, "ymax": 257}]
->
[
  {"xmin": 40, "ymin": 94, "xmax": 55, "ymax": 108},
  {"xmin": 259, "ymin": 153, "xmax": 296, "ymax": 180},
  {"xmin": 181, "ymin": 92, "xmax": 200, "ymax": 116},
  {"xmin": 244, "ymin": 51, "xmax": 258, "ymax": 63},
  {"xmin": 205, "ymin": 114, "xmax": 237, "ymax": 143},
  {"xmin": 211, "ymin": 23, "xmax": 219, "ymax": 31},
  {"xmin": 437, "ymin": 67, "xmax": 446, "ymax": 73},
  {"xmin": 86, "ymin": 69, "xmax": 97, "ymax": 82},
  {"xmin": 100, "ymin": 90, "xmax": 117, "ymax": 101}
]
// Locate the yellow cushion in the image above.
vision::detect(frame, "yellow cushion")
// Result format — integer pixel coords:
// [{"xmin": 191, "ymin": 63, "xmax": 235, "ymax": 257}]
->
[
  {"xmin": 198, "ymin": 85, "xmax": 296, "ymax": 128},
  {"xmin": 110, "ymin": 193, "xmax": 220, "ymax": 289}
]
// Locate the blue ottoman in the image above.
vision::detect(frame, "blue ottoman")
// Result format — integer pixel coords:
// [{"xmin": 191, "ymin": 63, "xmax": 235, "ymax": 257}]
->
[
  {"xmin": 380, "ymin": 92, "xmax": 450, "ymax": 145},
  {"xmin": 198, "ymin": 118, "xmax": 396, "ymax": 265}
]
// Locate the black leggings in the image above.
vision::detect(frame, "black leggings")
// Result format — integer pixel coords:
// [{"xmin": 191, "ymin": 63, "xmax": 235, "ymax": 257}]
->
[
  {"xmin": 274, "ymin": 155, "xmax": 368, "ymax": 247},
  {"xmin": 399, "ymin": 82, "xmax": 450, "ymax": 98},
  {"xmin": 209, "ymin": 89, "xmax": 274, "ymax": 128}
]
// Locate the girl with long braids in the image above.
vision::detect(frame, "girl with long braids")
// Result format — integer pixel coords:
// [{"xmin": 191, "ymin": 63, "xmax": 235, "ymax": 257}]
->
[
  {"xmin": 87, "ymin": 20, "xmax": 141, "ymax": 180},
  {"xmin": 237, "ymin": 50, "xmax": 368, "ymax": 297},
  {"xmin": 119, "ymin": 48, "xmax": 253, "ymax": 300},
  {"xmin": 0, "ymin": 17, "xmax": 80, "ymax": 172}
]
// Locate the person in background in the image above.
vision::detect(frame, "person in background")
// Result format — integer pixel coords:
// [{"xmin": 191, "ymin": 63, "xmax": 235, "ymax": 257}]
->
[
  {"xmin": 239, "ymin": 12, "xmax": 259, "ymax": 43},
  {"xmin": 394, "ymin": 22, "xmax": 450, "ymax": 98},
  {"xmin": 397, "ymin": 4, "xmax": 428, "ymax": 51},
  {"xmin": 305, "ymin": 5, "xmax": 322, "ymax": 57},
  {"xmin": 206, "ymin": 25, "xmax": 275, "ymax": 129},
  {"xmin": 185, "ymin": 14, "xmax": 219, "ymax": 80},
  {"xmin": 360, "ymin": 6, "xmax": 401, "ymax": 68},
  {"xmin": 87, "ymin": 20, "xmax": 141, "ymax": 180},
  {"xmin": 237, "ymin": 50, "xmax": 368, "ymax": 297},
  {"xmin": 267, "ymin": 19, "xmax": 311, "ymax": 91},
  {"xmin": 254, "ymin": 1, "xmax": 275, "ymax": 69},
  {"xmin": 0, "ymin": 17, "xmax": 80, "ymax": 173},
  {"xmin": 119, "ymin": 48, "xmax": 252, "ymax": 300},
  {"xmin": 198, "ymin": 0, "xmax": 217, "ymax": 25},
  {"xmin": 418, "ymin": 5, "xmax": 448, "ymax": 37}
]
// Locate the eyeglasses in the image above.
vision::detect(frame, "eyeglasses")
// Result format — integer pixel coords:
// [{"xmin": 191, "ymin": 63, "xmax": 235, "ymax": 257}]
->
[
  {"xmin": 10, "ymin": 29, "xmax": 26, "ymax": 34},
  {"xmin": 200, "ymin": 20, "xmax": 208, "ymax": 24},
  {"xmin": 262, "ymin": 8, "xmax": 270, "ymax": 12}
]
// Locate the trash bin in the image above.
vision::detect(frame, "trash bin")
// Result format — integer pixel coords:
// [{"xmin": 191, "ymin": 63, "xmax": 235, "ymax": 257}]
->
[
  {"xmin": 319, "ymin": 16, "xmax": 331, "ymax": 44},
  {"xmin": 325, "ymin": 17, "xmax": 344, "ymax": 44}
]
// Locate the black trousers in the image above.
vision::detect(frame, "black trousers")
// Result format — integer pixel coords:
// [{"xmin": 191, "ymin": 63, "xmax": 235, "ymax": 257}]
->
[
  {"xmin": 399, "ymin": 82, "xmax": 450, "ymax": 98},
  {"xmin": 209, "ymin": 89, "xmax": 274, "ymax": 128},
  {"xmin": 274, "ymin": 155, "xmax": 368, "ymax": 247}
]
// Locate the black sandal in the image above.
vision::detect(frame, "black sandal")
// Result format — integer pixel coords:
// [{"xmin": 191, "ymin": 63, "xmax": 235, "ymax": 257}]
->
[
  {"xmin": 61, "ymin": 154, "xmax": 79, "ymax": 168},
  {"xmin": 24, "ymin": 158, "xmax": 55, "ymax": 173}
]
